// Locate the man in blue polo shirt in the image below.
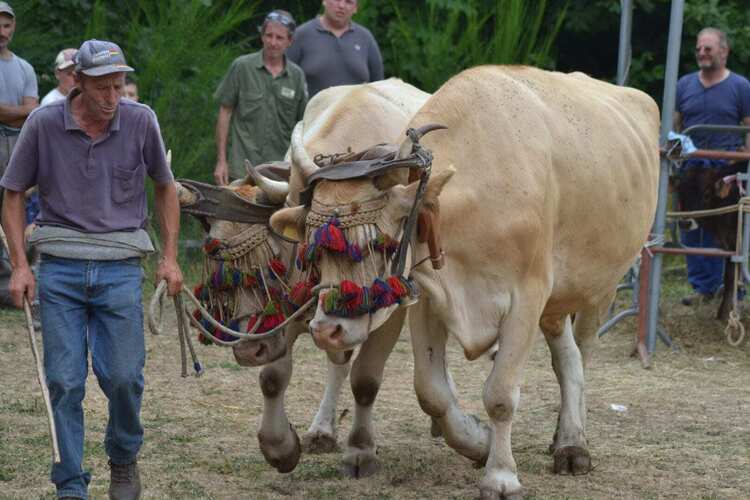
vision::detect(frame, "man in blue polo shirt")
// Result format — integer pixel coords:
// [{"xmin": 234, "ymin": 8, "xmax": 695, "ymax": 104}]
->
[
  {"xmin": 286, "ymin": 0, "xmax": 383, "ymax": 98},
  {"xmin": 1, "ymin": 39, "xmax": 183, "ymax": 500},
  {"xmin": 674, "ymin": 27, "xmax": 750, "ymax": 305}
]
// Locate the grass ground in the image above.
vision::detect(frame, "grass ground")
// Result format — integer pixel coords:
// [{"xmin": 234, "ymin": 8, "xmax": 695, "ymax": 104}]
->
[{"xmin": 0, "ymin": 269, "xmax": 748, "ymax": 499}]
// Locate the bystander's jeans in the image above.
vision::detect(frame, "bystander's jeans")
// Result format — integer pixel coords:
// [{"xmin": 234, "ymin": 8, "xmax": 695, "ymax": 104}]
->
[{"xmin": 38, "ymin": 255, "xmax": 145, "ymax": 500}]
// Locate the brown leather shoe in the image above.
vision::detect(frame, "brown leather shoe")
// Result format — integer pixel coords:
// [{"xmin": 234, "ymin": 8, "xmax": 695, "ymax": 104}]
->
[{"xmin": 108, "ymin": 460, "xmax": 141, "ymax": 500}]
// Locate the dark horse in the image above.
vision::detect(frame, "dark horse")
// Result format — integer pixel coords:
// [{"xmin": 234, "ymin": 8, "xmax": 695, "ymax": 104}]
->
[{"xmin": 673, "ymin": 159, "xmax": 749, "ymax": 319}]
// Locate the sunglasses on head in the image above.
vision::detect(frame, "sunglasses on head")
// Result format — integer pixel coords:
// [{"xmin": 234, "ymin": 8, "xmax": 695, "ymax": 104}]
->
[{"xmin": 265, "ymin": 12, "xmax": 296, "ymax": 33}]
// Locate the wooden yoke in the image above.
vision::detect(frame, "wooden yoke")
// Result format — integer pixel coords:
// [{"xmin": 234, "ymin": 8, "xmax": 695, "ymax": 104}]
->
[{"xmin": 409, "ymin": 169, "xmax": 445, "ymax": 269}]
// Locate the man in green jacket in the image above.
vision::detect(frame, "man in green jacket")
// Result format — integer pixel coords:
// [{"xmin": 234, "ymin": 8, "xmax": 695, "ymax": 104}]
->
[{"xmin": 213, "ymin": 10, "xmax": 307, "ymax": 185}]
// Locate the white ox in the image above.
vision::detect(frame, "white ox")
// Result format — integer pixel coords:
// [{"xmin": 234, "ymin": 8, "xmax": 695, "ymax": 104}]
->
[
  {"xmin": 270, "ymin": 66, "xmax": 660, "ymax": 498},
  {"xmin": 179, "ymin": 78, "xmax": 430, "ymax": 475}
]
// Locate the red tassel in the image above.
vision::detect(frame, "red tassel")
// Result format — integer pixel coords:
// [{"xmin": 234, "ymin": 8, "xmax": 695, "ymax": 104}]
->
[
  {"xmin": 269, "ymin": 259, "xmax": 286, "ymax": 277},
  {"xmin": 320, "ymin": 220, "xmax": 347, "ymax": 252},
  {"xmin": 290, "ymin": 281, "xmax": 313, "ymax": 307},
  {"xmin": 203, "ymin": 238, "xmax": 222, "ymax": 255},
  {"xmin": 387, "ymin": 276, "xmax": 407, "ymax": 298}
]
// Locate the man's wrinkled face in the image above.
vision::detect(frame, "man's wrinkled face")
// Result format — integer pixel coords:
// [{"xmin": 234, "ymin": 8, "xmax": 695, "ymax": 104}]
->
[
  {"xmin": 261, "ymin": 21, "xmax": 293, "ymax": 60},
  {"xmin": 123, "ymin": 83, "xmax": 139, "ymax": 102},
  {"xmin": 322, "ymin": 0, "xmax": 357, "ymax": 26},
  {"xmin": 56, "ymin": 67, "xmax": 76, "ymax": 94},
  {"xmin": 77, "ymin": 72, "xmax": 125, "ymax": 121},
  {"xmin": 0, "ymin": 14, "xmax": 15, "ymax": 52},
  {"xmin": 695, "ymin": 33, "xmax": 727, "ymax": 71}
]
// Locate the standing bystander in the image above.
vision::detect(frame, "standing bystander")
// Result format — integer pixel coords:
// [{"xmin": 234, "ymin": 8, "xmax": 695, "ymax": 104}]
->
[
  {"xmin": 286, "ymin": 0, "xmax": 383, "ymax": 98},
  {"xmin": 213, "ymin": 9, "xmax": 307, "ymax": 185},
  {"xmin": 0, "ymin": 1, "xmax": 38, "ymax": 183},
  {"xmin": 40, "ymin": 48, "xmax": 77, "ymax": 106},
  {"xmin": 674, "ymin": 27, "xmax": 750, "ymax": 305},
  {"xmin": 0, "ymin": 39, "xmax": 183, "ymax": 500},
  {"xmin": 123, "ymin": 76, "xmax": 139, "ymax": 102}
]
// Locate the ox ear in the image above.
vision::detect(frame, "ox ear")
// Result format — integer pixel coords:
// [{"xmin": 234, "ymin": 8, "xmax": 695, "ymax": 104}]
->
[
  {"xmin": 387, "ymin": 166, "xmax": 456, "ymax": 215},
  {"xmin": 270, "ymin": 205, "xmax": 309, "ymax": 242}
]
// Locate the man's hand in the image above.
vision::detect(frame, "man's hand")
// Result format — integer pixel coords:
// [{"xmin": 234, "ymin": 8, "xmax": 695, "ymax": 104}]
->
[
  {"xmin": 155, "ymin": 257, "xmax": 183, "ymax": 297},
  {"xmin": 9, "ymin": 264, "xmax": 35, "ymax": 308},
  {"xmin": 214, "ymin": 159, "xmax": 229, "ymax": 186}
]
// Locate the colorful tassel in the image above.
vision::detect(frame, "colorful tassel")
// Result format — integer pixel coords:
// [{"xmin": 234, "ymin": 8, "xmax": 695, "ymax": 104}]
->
[
  {"xmin": 289, "ymin": 280, "xmax": 313, "ymax": 308},
  {"xmin": 315, "ymin": 216, "xmax": 347, "ymax": 252},
  {"xmin": 269, "ymin": 259, "xmax": 286, "ymax": 279},
  {"xmin": 203, "ymin": 238, "xmax": 222, "ymax": 255},
  {"xmin": 347, "ymin": 243, "xmax": 363, "ymax": 262}
]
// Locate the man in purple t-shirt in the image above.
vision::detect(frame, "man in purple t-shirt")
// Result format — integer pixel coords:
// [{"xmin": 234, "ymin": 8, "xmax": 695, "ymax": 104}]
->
[
  {"xmin": 0, "ymin": 39, "xmax": 183, "ymax": 500},
  {"xmin": 674, "ymin": 27, "xmax": 750, "ymax": 306}
]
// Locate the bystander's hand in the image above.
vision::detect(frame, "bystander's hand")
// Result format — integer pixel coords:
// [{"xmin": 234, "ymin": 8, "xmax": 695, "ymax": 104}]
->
[
  {"xmin": 9, "ymin": 264, "xmax": 35, "ymax": 308},
  {"xmin": 156, "ymin": 257, "xmax": 183, "ymax": 297},
  {"xmin": 214, "ymin": 159, "xmax": 229, "ymax": 186}
]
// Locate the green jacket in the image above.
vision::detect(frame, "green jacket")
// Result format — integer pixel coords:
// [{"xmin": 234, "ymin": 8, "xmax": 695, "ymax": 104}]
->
[{"xmin": 215, "ymin": 51, "xmax": 308, "ymax": 178}]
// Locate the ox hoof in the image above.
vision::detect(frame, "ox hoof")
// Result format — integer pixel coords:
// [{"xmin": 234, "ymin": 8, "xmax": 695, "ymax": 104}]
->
[
  {"xmin": 429, "ymin": 417, "xmax": 443, "ymax": 438},
  {"xmin": 341, "ymin": 453, "xmax": 380, "ymax": 479},
  {"xmin": 258, "ymin": 424, "xmax": 301, "ymax": 474},
  {"xmin": 301, "ymin": 431, "xmax": 339, "ymax": 454},
  {"xmin": 552, "ymin": 446, "xmax": 591, "ymax": 475}
]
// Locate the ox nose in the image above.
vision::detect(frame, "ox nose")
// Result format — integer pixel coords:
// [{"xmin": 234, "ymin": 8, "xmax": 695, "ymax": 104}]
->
[{"xmin": 310, "ymin": 321, "xmax": 346, "ymax": 350}]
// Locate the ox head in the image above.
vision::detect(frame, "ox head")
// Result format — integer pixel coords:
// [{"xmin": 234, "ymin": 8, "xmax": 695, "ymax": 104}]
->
[
  {"xmin": 175, "ymin": 160, "xmax": 296, "ymax": 367},
  {"xmin": 270, "ymin": 125, "xmax": 454, "ymax": 351}
]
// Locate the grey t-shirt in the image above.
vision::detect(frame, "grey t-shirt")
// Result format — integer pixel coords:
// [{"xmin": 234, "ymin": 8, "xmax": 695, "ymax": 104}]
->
[
  {"xmin": 0, "ymin": 53, "xmax": 38, "ymax": 130},
  {"xmin": 286, "ymin": 17, "xmax": 383, "ymax": 97},
  {"xmin": 0, "ymin": 89, "xmax": 174, "ymax": 233}
]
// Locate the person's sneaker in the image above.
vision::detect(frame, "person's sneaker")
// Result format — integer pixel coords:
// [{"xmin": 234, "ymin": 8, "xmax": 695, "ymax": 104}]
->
[
  {"xmin": 108, "ymin": 460, "xmax": 141, "ymax": 500},
  {"xmin": 680, "ymin": 291, "xmax": 714, "ymax": 306}
]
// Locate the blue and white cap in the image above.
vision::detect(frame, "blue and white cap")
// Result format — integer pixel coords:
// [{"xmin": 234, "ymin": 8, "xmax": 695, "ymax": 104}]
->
[{"xmin": 74, "ymin": 39, "xmax": 134, "ymax": 77}]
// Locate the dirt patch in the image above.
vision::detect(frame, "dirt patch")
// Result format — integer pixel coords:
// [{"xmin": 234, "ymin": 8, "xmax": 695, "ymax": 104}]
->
[{"xmin": 1, "ymin": 279, "xmax": 748, "ymax": 499}]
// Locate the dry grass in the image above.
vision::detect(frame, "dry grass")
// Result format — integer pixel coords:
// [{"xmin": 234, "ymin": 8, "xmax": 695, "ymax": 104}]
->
[{"xmin": 1, "ymin": 275, "xmax": 749, "ymax": 499}]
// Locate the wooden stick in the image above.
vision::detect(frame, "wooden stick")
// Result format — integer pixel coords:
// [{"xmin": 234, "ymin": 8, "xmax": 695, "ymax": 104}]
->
[{"xmin": 23, "ymin": 298, "xmax": 61, "ymax": 463}]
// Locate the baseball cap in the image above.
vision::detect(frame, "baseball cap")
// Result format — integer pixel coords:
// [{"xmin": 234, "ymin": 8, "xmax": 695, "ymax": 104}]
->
[
  {"xmin": 74, "ymin": 39, "xmax": 134, "ymax": 77},
  {"xmin": 54, "ymin": 48, "xmax": 77, "ymax": 71},
  {"xmin": 0, "ymin": 2, "xmax": 15, "ymax": 18}
]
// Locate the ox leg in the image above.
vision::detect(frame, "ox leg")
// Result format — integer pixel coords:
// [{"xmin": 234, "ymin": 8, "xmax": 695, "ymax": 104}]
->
[
  {"xmin": 302, "ymin": 350, "xmax": 353, "ymax": 454},
  {"xmin": 573, "ymin": 291, "xmax": 614, "ymax": 371},
  {"xmin": 480, "ymin": 295, "xmax": 544, "ymax": 500},
  {"xmin": 257, "ymin": 328, "xmax": 302, "ymax": 473},
  {"xmin": 411, "ymin": 300, "xmax": 490, "ymax": 464},
  {"xmin": 341, "ymin": 307, "xmax": 405, "ymax": 479},
  {"xmin": 541, "ymin": 315, "xmax": 591, "ymax": 475}
]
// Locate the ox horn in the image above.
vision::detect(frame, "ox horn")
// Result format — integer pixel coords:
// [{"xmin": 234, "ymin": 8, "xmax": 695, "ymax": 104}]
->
[
  {"xmin": 166, "ymin": 149, "xmax": 172, "ymax": 168},
  {"xmin": 245, "ymin": 159, "xmax": 289, "ymax": 204},
  {"xmin": 397, "ymin": 123, "xmax": 448, "ymax": 159},
  {"xmin": 291, "ymin": 122, "xmax": 319, "ymax": 181}
]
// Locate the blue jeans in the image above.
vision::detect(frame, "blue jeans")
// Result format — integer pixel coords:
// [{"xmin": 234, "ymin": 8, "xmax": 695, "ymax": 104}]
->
[
  {"xmin": 38, "ymin": 256, "xmax": 145, "ymax": 499},
  {"xmin": 681, "ymin": 227, "xmax": 725, "ymax": 296}
]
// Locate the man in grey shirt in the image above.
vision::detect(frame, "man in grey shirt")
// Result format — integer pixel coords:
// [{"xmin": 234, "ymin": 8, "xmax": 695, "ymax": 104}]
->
[
  {"xmin": 286, "ymin": 0, "xmax": 383, "ymax": 97},
  {"xmin": 1, "ymin": 39, "xmax": 183, "ymax": 500},
  {"xmin": 0, "ymin": 1, "xmax": 38, "ymax": 180}
]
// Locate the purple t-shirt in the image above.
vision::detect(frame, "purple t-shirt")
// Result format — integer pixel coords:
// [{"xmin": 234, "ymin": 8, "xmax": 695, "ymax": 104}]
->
[
  {"xmin": 676, "ymin": 71, "xmax": 750, "ymax": 151},
  {"xmin": 0, "ymin": 90, "xmax": 173, "ymax": 233}
]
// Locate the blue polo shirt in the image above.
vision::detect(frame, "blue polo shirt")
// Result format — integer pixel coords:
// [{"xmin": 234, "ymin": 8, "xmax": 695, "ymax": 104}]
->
[
  {"xmin": 0, "ymin": 90, "xmax": 173, "ymax": 233},
  {"xmin": 676, "ymin": 71, "xmax": 750, "ymax": 151}
]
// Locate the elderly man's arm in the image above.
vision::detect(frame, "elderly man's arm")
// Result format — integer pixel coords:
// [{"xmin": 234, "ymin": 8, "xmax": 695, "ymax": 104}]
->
[
  {"xmin": 214, "ymin": 105, "xmax": 233, "ymax": 186},
  {"xmin": 0, "ymin": 97, "xmax": 39, "ymax": 129},
  {"xmin": 154, "ymin": 181, "xmax": 183, "ymax": 296},
  {"xmin": 1, "ymin": 189, "xmax": 35, "ymax": 308}
]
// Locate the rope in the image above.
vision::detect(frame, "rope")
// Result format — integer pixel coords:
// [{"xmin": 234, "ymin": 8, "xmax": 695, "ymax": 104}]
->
[
  {"xmin": 148, "ymin": 280, "xmax": 316, "ymax": 342},
  {"xmin": 666, "ymin": 196, "xmax": 750, "ymax": 219}
]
